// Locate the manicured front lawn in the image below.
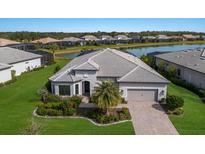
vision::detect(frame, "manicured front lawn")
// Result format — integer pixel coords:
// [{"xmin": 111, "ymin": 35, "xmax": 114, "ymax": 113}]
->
[
  {"xmin": 0, "ymin": 59, "xmax": 135, "ymax": 135},
  {"xmin": 168, "ymin": 83, "xmax": 205, "ymax": 135}
]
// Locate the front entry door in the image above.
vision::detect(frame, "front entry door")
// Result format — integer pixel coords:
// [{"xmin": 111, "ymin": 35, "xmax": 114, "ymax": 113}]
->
[{"xmin": 82, "ymin": 81, "xmax": 90, "ymax": 96}]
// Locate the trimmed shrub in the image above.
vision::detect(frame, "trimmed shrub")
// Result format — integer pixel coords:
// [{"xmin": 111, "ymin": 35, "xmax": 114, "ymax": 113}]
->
[
  {"xmin": 44, "ymin": 93, "xmax": 61, "ymax": 103},
  {"xmin": 36, "ymin": 106, "xmax": 47, "ymax": 116},
  {"xmin": 46, "ymin": 109, "xmax": 63, "ymax": 116},
  {"xmin": 166, "ymin": 95, "xmax": 184, "ymax": 111},
  {"xmin": 68, "ymin": 96, "xmax": 82, "ymax": 106},
  {"xmin": 65, "ymin": 108, "xmax": 76, "ymax": 116}
]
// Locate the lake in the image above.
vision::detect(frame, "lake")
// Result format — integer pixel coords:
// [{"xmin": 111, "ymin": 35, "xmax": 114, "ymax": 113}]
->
[{"xmin": 58, "ymin": 44, "xmax": 205, "ymax": 59}]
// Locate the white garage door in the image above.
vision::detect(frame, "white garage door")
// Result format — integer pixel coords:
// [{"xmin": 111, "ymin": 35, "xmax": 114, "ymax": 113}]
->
[{"xmin": 127, "ymin": 89, "xmax": 158, "ymax": 102}]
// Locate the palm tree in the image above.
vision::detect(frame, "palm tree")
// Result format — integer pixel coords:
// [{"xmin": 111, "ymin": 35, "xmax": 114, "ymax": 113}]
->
[
  {"xmin": 48, "ymin": 43, "xmax": 59, "ymax": 62},
  {"xmin": 91, "ymin": 81, "xmax": 121, "ymax": 115}
]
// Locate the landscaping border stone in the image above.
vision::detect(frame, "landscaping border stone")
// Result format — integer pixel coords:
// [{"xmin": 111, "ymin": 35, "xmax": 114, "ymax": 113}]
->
[{"xmin": 33, "ymin": 107, "xmax": 132, "ymax": 127}]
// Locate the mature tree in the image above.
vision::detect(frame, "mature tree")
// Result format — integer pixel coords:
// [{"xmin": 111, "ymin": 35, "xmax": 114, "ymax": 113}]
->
[{"xmin": 91, "ymin": 81, "xmax": 121, "ymax": 115}]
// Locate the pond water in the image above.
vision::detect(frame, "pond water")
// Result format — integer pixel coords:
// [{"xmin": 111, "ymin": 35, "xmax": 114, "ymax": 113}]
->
[{"xmin": 58, "ymin": 44, "xmax": 205, "ymax": 59}]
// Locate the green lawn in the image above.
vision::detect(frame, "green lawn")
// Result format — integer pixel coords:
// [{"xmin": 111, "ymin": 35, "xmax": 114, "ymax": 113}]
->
[
  {"xmin": 0, "ymin": 59, "xmax": 134, "ymax": 135},
  {"xmin": 168, "ymin": 83, "xmax": 205, "ymax": 135},
  {"xmin": 47, "ymin": 40, "xmax": 205, "ymax": 54}
]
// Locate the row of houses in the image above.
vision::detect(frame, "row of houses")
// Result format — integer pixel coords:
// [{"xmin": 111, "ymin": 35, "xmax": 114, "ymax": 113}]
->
[
  {"xmin": 1, "ymin": 34, "xmax": 205, "ymax": 48},
  {"xmin": 0, "ymin": 47, "xmax": 42, "ymax": 84}
]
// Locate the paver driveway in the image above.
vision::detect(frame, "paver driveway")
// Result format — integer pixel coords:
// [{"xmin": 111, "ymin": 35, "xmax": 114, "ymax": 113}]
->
[{"xmin": 128, "ymin": 101, "xmax": 178, "ymax": 135}]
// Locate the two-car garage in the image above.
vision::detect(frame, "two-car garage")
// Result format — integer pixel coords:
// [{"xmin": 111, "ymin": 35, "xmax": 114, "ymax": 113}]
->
[{"xmin": 127, "ymin": 89, "xmax": 158, "ymax": 102}]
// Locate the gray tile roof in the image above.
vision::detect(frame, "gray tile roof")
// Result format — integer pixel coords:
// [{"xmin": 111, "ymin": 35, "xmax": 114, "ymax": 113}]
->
[
  {"xmin": 81, "ymin": 35, "xmax": 99, "ymax": 41},
  {"xmin": 118, "ymin": 66, "xmax": 169, "ymax": 83},
  {"xmin": 62, "ymin": 37, "xmax": 83, "ymax": 42},
  {"xmin": 155, "ymin": 48, "xmax": 205, "ymax": 74},
  {"xmin": 50, "ymin": 48, "xmax": 168, "ymax": 83},
  {"xmin": 0, "ymin": 63, "xmax": 11, "ymax": 71},
  {"xmin": 0, "ymin": 47, "xmax": 42, "ymax": 64}
]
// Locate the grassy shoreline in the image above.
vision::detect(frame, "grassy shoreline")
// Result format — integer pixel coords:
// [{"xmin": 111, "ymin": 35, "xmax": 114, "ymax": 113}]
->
[{"xmin": 50, "ymin": 40, "xmax": 205, "ymax": 55}]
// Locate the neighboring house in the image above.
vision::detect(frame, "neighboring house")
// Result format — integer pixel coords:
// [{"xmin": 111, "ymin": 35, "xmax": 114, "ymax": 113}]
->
[
  {"xmin": 0, "ymin": 63, "xmax": 12, "ymax": 83},
  {"xmin": 99, "ymin": 35, "xmax": 114, "ymax": 41},
  {"xmin": 182, "ymin": 34, "xmax": 200, "ymax": 41},
  {"xmin": 142, "ymin": 36, "xmax": 156, "ymax": 42},
  {"xmin": 169, "ymin": 35, "xmax": 183, "ymax": 41},
  {"xmin": 0, "ymin": 47, "xmax": 42, "ymax": 83},
  {"xmin": 81, "ymin": 35, "xmax": 100, "ymax": 41},
  {"xmin": 32, "ymin": 37, "xmax": 60, "ymax": 44},
  {"xmin": 0, "ymin": 38, "xmax": 20, "ymax": 47},
  {"xmin": 114, "ymin": 35, "xmax": 131, "ymax": 40},
  {"xmin": 61, "ymin": 37, "xmax": 85, "ymax": 46},
  {"xmin": 202, "ymin": 35, "xmax": 205, "ymax": 40},
  {"xmin": 156, "ymin": 35, "xmax": 171, "ymax": 41},
  {"xmin": 130, "ymin": 35, "xmax": 141, "ymax": 42},
  {"xmin": 155, "ymin": 48, "xmax": 205, "ymax": 89},
  {"xmin": 50, "ymin": 48, "xmax": 169, "ymax": 102}
]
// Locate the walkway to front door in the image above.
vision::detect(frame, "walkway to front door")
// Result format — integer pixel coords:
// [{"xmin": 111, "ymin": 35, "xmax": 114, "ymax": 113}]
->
[{"xmin": 128, "ymin": 101, "xmax": 179, "ymax": 135}]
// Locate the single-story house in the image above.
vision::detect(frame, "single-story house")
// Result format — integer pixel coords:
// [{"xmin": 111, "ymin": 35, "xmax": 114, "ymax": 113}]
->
[
  {"xmin": 156, "ymin": 35, "xmax": 171, "ymax": 41},
  {"xmin": 0, "ymin": 47, "xmax": 42, "ymax": 83},
  {"xmin": 50, "ymin": 48, "xmax": 169, "ymax": 102},
  {"xmin": 155, "ymin": 48, "xmax": 205, "ymax": 89},
  {"xmin": 141, "ymin": 36, "xmax": 156, "ymax": 42},
  {"xmin": 182, "ymin": 34, "xmax": 200, "ymax": 41},
  {"xmin": 61, "ymin": 37, "xmax": 85, "ymax": 46},
  {"xmin": 99, "ymin": 35, "xmax": 115, "ymax": 41},
  {"xmin": 32, "ymin": 37, "xmax": 60, "ymax": 45},
  {"xmin": 114, "ymin": 35, "xmax": 131, "ymax": 40},
  {"xmin": 81, "ymin": 35, "xmax": 100, "ymax": 41}
]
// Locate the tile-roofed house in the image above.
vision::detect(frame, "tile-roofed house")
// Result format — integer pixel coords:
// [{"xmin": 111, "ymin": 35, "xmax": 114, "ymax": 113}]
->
[
  {"xmin": 32, "ymin": 37, "xmax": 60, "ymax": 44},
  {"xmin": 0, "ymin": 38, "xmax": 20, "ymax": 47},
  {"xmin": 62, "ymin": 37, "xmax": 83, "ymax": 42},
  {"xmin": 99, "ymin": 35, "xmax": 114, "ymax": 41},
  {"xmin": 182, "ymin": 34, "xmax": 200, "ymax": 40},
  {"xmin": 61, "ymin": 37, "xmax": 85, "ymax": 46},
  {"xmin": 50, "ymin": 48, "xmax": 169, "ymax": 102},
  {"xmin": 0, "ymin": 47, "xmax": 42, "ymax": 78},
  {"xmin": 81, "ymin": 35, "xmax": 99, "ymax": 41},
  {"xmin": 157, "ymin": 35, "xmax": 171, "ymax": 40},
  {"xmin": 114, "ymin": 35, "xmax": 131, "ymax": 40},
  {"xmin": 155, "ymin": 48, "xmax": 205, "ymax": 89}
]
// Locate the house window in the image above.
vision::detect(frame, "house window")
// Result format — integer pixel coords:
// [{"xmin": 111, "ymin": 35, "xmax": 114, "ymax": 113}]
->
[
  {"xmin": 59, "ymin": 85, "xmax": 71, "ymax": 96},
  {"xmin": 75, "ymin": 84, "xmax": 79, "ymax": 95}
]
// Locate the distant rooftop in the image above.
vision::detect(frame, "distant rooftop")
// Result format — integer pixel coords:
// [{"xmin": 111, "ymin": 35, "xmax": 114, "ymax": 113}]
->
[
  {"xmin": 0, "ymin": 38, "xmax": 20, "ymax": 47},
  {"xmin": 155, "ymin": 48, "xmax": 205, "ymax": 74},
  {"xmin": 32, "ymin": 37, "xmax": 60, "ymax": 44}
]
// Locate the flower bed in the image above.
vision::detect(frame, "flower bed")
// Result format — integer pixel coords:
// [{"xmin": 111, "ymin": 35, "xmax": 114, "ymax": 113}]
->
[
  {"xmin": 36, "ymin": 95, "xmax": 82, "ymax": 116},
  {"xmin": 84, "ymin": 107, "xmax": 131, "ymax": 124}
]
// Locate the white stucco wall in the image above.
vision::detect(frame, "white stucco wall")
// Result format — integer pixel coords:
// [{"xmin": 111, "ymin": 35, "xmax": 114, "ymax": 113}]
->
[
  {"xmin": 0, "ymin": 68, "xmax": 12, "ymax": 83},
  {"xmin": 11, "ymin": 58, "xmax": 41, "ymax": 76},
  {"xmin": 119, "ymin": 82, "xmax": 167, "ymax": 101}
]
